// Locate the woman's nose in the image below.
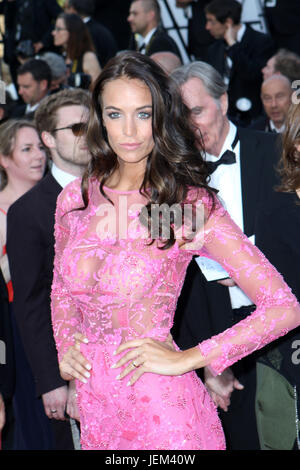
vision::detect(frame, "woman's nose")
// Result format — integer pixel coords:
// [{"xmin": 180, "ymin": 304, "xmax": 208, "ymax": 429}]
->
[{"xmin": 123, "ymin": 117, "xmax": 136, "ymax": 136}]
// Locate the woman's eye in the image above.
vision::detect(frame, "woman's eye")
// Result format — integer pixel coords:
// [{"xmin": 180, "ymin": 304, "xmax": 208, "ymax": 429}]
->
[
  {"xmin": 22, "ymin": 147, "xmax": 30, "ymax": 152},
  {"xmin": 108, "ymin": 112, "xmax": 120, "ymax": 119},
  {"xmin": 138, "ymin": 112, "xmax": 151, "ymax": 119},
  {"xmin": 191, "ymin": 109, "xmax": 202, "ymax": 117}
]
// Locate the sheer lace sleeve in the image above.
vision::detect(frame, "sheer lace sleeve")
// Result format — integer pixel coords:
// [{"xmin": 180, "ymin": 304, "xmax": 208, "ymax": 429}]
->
[
  {"xmin": 187, "ymin": 193, "xmax": 300, "ymax": 376},
  {"xmin": 51, "ymin": 180, "xmax": 83, "ymax": 362}
]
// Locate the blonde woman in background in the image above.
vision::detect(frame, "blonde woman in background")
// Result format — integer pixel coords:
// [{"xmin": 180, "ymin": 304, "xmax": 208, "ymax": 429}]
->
[{"xmin": 0, "ymin": 120, "xmax": 46, "ymax": 447}]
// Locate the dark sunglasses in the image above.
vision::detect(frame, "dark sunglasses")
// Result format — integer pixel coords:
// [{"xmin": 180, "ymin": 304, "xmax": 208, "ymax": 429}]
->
[{"xmin": 52, "ymin": 122, "xmax": 87, "ymax": 136}]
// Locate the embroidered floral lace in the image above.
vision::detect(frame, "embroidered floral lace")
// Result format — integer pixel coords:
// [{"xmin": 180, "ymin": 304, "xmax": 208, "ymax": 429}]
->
[{"xmin": 51, "ymin": 179, "xmax": 300, "ymax": 450}]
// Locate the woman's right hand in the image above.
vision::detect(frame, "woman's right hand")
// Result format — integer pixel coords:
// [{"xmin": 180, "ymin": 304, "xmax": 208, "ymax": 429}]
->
[
  {"xmin": 59, "ymin": 333, "xmax": 92, "ymax": 383},
  {"xmin": 0, "ymin": 393, "xmax": 5, "ymax": 432}
]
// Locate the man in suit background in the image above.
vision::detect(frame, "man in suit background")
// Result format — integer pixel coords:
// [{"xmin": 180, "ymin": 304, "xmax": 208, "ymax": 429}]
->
[
  {"xmin": 6, "ymin": 88, "xmax": 91, "ymax": 449},
  {"xmin": 64, "ymin": 0, "xmax": 118, "ymax": 67},
  {"xmin": 204, "ymin": 0, "xmax": 275, "ymax": 126},
  {"xmin": 127, "ymin": 0, "xmax": 181, "ymax": 60},
  {"xmin": 262, "ymin": 48, "xmax": 300, "ymax": 84},
  {"xmin": 12, "ymin": 59, "xmax": 52, "ymax": 120},
  {"xmin": 250, "ymin": 74, "xmax": 292, "ymax": 133},
  {"xmin": 171, "ymin": 61, "xmax": 280, "ymax": 449}
]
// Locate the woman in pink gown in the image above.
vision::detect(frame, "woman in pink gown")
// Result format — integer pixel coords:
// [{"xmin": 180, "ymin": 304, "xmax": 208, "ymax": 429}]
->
[{"xmin": 51, "ymin": 52, "xmax": 300, "ymax": 450}]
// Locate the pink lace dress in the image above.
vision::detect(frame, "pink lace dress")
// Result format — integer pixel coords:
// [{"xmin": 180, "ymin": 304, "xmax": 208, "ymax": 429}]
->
[{"xmin": 51, "ymin": 178, "xmax": 300, "ymax": 450}]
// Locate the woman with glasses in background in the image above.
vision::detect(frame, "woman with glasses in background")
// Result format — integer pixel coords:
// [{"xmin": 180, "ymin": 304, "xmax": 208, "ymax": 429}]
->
[{"xmin": 52, "ymin": 13, "xmax": 101, "ymax": 89}]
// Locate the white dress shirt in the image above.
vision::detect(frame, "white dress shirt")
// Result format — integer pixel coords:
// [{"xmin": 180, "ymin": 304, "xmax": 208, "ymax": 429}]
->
[
  {"xmin": 136, "ymin": 28, "xmax": 157, "ymax": 53},
  {"xmin": 201, "ymin": 121, "xmax": 253, "ymax": 308},
  {"xmin": 51, "ymin": 162, "xmax": 79, "ymax": 189},
  {"xmin": 269, "ymin": 119, "xmax": 285, "ymax": 133},
  {"xmin": 25, "ymin": 102, "xmax": 40, "ymax": 114},
  {"xmin": 205, "ymin": 122, "xmax": 243, "ymax": 230}
]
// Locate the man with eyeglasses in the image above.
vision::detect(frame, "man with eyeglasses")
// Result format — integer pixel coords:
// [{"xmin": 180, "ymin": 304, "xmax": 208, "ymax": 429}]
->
[{"xmin": 6, "ymin": 89, "xmax": 90, "ymax": 450}]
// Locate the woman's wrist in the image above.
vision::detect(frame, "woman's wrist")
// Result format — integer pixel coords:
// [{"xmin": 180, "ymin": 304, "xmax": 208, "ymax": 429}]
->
[{"xmin": 181, "ymin": 346, "xmax": 206, "ymax": 373}]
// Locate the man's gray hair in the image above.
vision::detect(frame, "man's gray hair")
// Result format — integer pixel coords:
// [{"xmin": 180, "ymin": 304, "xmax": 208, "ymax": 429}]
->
[
  {"xmin": 171, "ymin": 61, "xmax": 228, "ymax": 101},
  {"xmin": 40, "ymin": 52, "xmax": 67, "ymax": 80}
]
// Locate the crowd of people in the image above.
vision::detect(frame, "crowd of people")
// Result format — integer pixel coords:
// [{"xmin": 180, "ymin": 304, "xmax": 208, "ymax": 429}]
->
[{"xmin": 0, "ymin": 0, "xmax": 300, "ymax": 452}]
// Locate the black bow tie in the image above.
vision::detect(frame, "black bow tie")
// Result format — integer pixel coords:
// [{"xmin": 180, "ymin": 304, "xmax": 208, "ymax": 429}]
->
[{"xmin": 206, "ymin": 149, "xmax": 236, "ymax": 174}]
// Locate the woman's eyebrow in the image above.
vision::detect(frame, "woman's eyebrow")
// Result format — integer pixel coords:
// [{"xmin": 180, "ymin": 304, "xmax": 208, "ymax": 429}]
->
[{"xmin": 104, "ymin": 105, "xmax": 153, "ymax": 110}]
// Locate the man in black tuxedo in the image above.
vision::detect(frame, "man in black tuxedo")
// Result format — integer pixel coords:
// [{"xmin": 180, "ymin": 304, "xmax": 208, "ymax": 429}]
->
[
  {"xmin": 64, "ymin": 0, "xmax": 118, "ymax": 67},
  {"xmin": 127, "ymin": 0, "xmax": 181, "ymax": 59},
  {"xmin": 6, "ymin": 88, "xmax": 91, "ymax": 450},
  {"xmin": 204, "ymin": 0, "xmax": 275, "ymax": 126},
  {"xmin": 171, "ymin": 61, "xmax": 280, "ymax": 450},
  {"xmin": 250, "ymin": 74, "xmax": 292, "ymax": 134}
]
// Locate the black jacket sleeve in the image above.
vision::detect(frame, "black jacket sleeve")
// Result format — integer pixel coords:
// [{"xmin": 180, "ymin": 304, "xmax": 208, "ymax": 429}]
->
[{"xmin": 6, "ymin": 195, "xmax": 66, "ymax": 397}]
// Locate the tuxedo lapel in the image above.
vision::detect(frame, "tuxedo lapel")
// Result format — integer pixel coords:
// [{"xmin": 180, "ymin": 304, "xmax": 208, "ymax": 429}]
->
[
  {"xmin": 208, "ymin": 39, "xmax": 227, "ymax": 76},
  {"xmin": 41, "ymin": 172, "xmax": 63, "ymax": 197},
  {"xmin": 239, "ymin": 127, "xmax": 262, "ymax": 237},
  {"xmin": 33, "ymin": 173, "xmax": 63, "ymax": 233}
]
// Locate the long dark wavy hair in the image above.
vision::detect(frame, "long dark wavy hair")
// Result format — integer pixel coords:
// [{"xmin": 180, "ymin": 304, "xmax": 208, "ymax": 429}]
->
[
  {"xmin": 58, "ymin": 13, "xmax": 96, "ymax": 62},
  {"xmin": 81, "ymin": 51, "xmax": 215, "ymax": 248},
  {"xmin": 277, "ymin": 102, "xmax": 300, "ymax": 194}
]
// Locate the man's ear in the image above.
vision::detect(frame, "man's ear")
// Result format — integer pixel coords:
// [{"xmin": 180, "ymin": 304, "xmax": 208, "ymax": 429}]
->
[
  {"xmin": 147, "ymin": 9, "xmax": 156, "ymax": 25},
  {"xmin": 225, "ymin": 18, "xmax": 234, "ymax": 28},
  {"xmin": 220, "ymin": 92, "xmax": 229, "ymax": 117},
  {"xmin": 39, "ymin": 79, "xmax": 49, "ymax": 93},
  {"xmin": 41, "ymin": 130, "xmax": 55, "ymax": 149}
]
